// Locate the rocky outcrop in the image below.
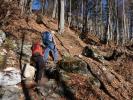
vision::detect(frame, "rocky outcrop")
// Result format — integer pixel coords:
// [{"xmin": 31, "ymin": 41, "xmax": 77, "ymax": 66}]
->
[
  {"xmin": 81, "ymin": 56, "xmax": 133, "ymax": 100},
  {"xmin": 58, "ymin": 56, "xmax": 89, "ymax": 75},
  {"xmin": 80, "ymin": 32, "xmax": 101, "ymax": 45},
  {"xmin": 0, "ymin": 86, "xmax": 22, "ymax": 100},
  {"xmin": 17, "ymin": 41, "xmax": 32, "ymax": 62},
  {"xmin": 0, "ymin": 30, "xmax": 6, "ymax": 46},
  {"xmin": 82, "ymin": 45, "xmax": 123, "ymax": 62},
  {"xmin": 20, "ymin": 57, "xmax": 108, "ymax": 100},
  {"xmin": 22, "ymin": 63, "xmax": 36, "ymax": 80},
  {"xmin": 0, "ymin": 67, "xmax": 21, "ymax": 86},
  {"xmin": 0, "ymin": 49, "xmax": 7, "ymax": 70}
]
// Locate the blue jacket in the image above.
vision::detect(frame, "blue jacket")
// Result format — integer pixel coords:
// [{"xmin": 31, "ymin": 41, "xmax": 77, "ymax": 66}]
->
[{"xmin": 32, "ymin": 0, "xmax": 42, "ymax": 10}]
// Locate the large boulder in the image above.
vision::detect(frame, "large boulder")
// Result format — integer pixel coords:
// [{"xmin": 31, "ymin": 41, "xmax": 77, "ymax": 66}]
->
[
  {"xmin": 82, "ymin": 45, "xmax": 120, "ymax": 62},
  {"xmin": 22, "ymin": 63, "xmax": 36, "ymax": 80},
  {"xmin": 0, "ymin": 67, "xmax": 21, "ymax": 86},
  {"xmin": 17, "ymin": 41, "xmax": 32, "ymax": 62},
  {"xmin": 58, "ymin": 57, "xmax": 89, "ymax": 75}
]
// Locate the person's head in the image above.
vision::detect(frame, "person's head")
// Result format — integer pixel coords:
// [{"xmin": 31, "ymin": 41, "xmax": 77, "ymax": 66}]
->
[{"xmin": 51, "ymin": 30, "xmax": 55, "ymax": 35}]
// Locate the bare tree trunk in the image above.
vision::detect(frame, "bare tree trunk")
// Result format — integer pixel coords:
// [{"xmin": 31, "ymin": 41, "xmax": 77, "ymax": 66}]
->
[
  {"xmin": 58, "ymin": 0, "xmax": 65, "ymax": 34},
  {"xmin": 55, "ymin": 2, "xmax": 58, "ymax": 19},
  {"xmin": 94, "ymin": 0, "xmax": 97, "ymax": 35},
  {"xmin": 68, "ymin": 0, "xmax": 71, "ymax": 28},
  {"xmin": 116, "ymin": 0, "xmax": 119, "ymax": 45},
  {"xmin": 107, "ymin": 19, "xmax": 110, "ymax": 44},
  {"xmin": 127, "ymin": 16, "xmax": 130, "ymax": 42},
  {"xmin": 110, "ymin": 1, "xmax": 113, "ymax": 41},
  {"xmin": 107, "ymin": 1, "xmax": 110, "ymax": 44},
  {"xmin": 107, "ymin": 0, "xmax": 113, "ymax": 44},
  {"xmin": 19, "ymin": 0, "xmax": 33, "ymax": 16},
  {"xmin": 84, "ymin": 0, "xmax": 88, "ymax": 32},
  {"xmin": 95, "ymin": 0, "xmax": 99, "ymax": 36},
  {"xmin": 19, "ymin": 0, "xmax": 26, "ymax": 16},
  {"xmin": 94, "ymin": 0, "xmax": 101, "ymax": 36},
  {"xmin": 29, "ymin": 0, "xmax": 33, "ymax": 14},
  {"xmin": 41, "ymin": 0, "xmax": 45, "ymax": 15},
  {"xmin": 81, "ymin": 0, "xmax": 83, "ymax": 27},
  {"xmin": 82, "ymin": 0, "xmax": 89, "ymax": 33},
  {"xmin": 129, "ymin": 13, "xmax": 132, "ymax": 41},
  {"xmin": 116, "ymin": 19, "xmax": 119, "ymax": 45},
  {"xmin": 100, "ymin": 0, "xmax": 104, "ymax": 40},
  {"xmin": 52, "ymin": 0, "xmax": 57, "ymax": 19},
  {"xmin": 122, "ymin": 0, "xmax": 126, "ymax": 45}
]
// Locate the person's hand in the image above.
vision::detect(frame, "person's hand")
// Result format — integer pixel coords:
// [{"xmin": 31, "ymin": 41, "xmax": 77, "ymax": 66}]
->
[{"xmin": 41, "ymin": 44, "xmax": 46, "ymax": 50}]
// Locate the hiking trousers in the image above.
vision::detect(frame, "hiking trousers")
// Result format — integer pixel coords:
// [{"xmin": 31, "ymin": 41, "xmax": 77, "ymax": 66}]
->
[
  {"xmin": 31, "ymin": 54, "xmax": 45, "ymax": 83},
  {"xmin": 44, "ymin": 44, "xmax": 58, "ymax": 63}
]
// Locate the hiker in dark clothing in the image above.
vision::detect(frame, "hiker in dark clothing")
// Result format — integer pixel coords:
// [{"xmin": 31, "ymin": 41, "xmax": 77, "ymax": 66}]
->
[
  {"xmin": 31, "ymin": 39, "xmax": 45, "ymax": 85},
  {"xmin": 42, "ymin": 31, "xmax": 58, "ymax": 64}
]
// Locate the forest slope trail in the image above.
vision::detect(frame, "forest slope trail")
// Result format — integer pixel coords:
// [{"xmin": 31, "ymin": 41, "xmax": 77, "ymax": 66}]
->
[{"xmin": 3, "ymin": 15, "xmax": 133, "ymax": 99}]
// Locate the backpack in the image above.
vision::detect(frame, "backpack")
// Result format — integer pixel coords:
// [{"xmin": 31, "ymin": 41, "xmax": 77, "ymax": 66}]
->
[
  {"xmin": 31, "ymin": 41, "xmax": 43, "ymax": 56},
  {"xmin": 42, "ymin": 31, "xmax": 53, "ymax": 46},
  {"xmin": 32, "ymin": 0, "xmax": 42, "ymax": 11}
]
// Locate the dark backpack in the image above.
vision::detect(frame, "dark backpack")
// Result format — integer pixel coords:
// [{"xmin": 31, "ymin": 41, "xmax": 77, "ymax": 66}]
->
[{"xmin": 42, "ymin": 31, "xmax": 53, "ymax": 46}]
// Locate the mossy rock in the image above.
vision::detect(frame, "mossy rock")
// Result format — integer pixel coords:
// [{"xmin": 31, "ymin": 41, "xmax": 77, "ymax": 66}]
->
[
  {"xmin": 89, "ymin": 76, "xmax": 101, "ymax": 88},
  {"xmin": 58, "ymin": 57, "xmax": 88, "ymax": 74},
  {"xmin": 3, "ymin": 38, "xmax": 17, "ymax": 50},
  {"xmin": 36, "ymin": 15, "xmax": 45, "ymax": 24},
  {"xmin": 0, "ymin": 54, "xmax": 6, "ymax": 70},
  {"xmin": 60, "ymin": 70, "xmax": 71, "ymax": 81},
  {"xmin": 0, "ymin": 86, "xmax": 21, "ymax": 100}
]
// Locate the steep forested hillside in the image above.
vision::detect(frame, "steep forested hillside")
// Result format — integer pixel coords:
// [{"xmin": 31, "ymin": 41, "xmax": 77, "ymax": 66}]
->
[{"xmin": 0, "ymin": 0, "xmax": 133, "ymax": 100}]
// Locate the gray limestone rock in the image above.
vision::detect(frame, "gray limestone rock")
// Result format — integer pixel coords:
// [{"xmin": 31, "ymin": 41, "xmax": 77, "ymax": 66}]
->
[
  {"xmin": 0, "ymin": 30, "xmax": 6, "ymax": 46},
  {"xmin": 0, "ymin": 67, "xmax": 21, "ymax": 86},
  {"xmin": 0, "ymin": 86, "xmax": 21, "ymax": 100}
]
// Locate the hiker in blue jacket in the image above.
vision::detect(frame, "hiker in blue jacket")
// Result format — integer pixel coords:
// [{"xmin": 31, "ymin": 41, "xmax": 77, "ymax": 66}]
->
[
  {"xmin": 42, "ymin": 31, "xmax": 58, "ymax": 64},
  {"xmin": 32, "ymin": 0, "xmax": 42, "ymax": 11}
]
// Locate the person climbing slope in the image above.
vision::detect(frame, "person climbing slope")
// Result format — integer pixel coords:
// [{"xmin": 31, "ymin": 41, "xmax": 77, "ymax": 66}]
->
[
  {"xmin": 31, "ymin": 39, "xmax": 45, "ymax": 86},
  {"xmin": 42, "ymin": 30, "xmax": 58, "ymax": 64},
  {"xmin": 32, "ymin": 0, "xmax": 45, "ymax": 24}
]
